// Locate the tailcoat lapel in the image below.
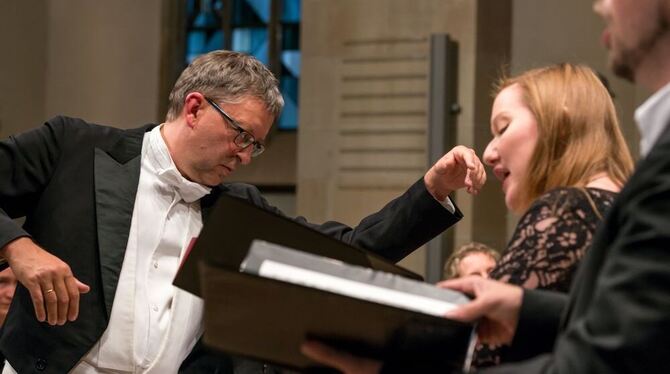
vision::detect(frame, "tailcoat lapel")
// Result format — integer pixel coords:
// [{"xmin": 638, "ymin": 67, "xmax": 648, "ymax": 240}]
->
[{"xmin": 93, "ymin": 126, "xmax": 150, "ymax": 318}]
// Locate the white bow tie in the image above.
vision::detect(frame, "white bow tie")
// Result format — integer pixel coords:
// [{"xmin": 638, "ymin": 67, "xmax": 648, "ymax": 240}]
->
[{"xmin": 157, "ymin": 168, "xmax": 210, "ymax": 203}]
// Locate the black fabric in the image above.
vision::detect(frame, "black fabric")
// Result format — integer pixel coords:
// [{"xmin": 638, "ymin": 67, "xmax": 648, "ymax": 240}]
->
[
  {"xmin": 491, "ymin": 187, "xmax": 616, "ymax": 292},
  {"xmin": 475, "ymin": 187, "xmax": 616, "ymax": 367},
  {"xmin": 0, "ymin": 116, "xmax": 462, "ymax": 374}
]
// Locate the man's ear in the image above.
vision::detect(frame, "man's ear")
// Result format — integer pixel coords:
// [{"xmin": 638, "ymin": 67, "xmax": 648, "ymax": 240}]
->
[{"xmin": 183, "ymin": 92, "xmax": 206, "ymax": 128}]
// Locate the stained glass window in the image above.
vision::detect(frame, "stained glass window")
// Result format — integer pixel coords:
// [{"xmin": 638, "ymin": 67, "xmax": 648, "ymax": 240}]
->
[{"xmin": 185, "ymin": 0, "xmax": 300, "ymax": 130}]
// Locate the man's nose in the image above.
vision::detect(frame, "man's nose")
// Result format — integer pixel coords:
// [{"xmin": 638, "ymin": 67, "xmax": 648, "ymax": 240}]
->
[{"xmin": 236, "ymin": 146, "xmax": 253, "ymax": 165}]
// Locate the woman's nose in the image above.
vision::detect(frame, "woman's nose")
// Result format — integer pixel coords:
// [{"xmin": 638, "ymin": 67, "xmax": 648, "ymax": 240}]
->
[{"xmin": 483, "ymin": 139, "xmax": 498, "ymax": 166}]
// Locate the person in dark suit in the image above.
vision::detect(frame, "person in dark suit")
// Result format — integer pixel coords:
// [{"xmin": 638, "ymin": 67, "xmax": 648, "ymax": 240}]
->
[
  {"xmin": 0, "ymin": 50, "xmax": 485, "ymax": 373},
  {"xmin": 301, "ymin": 0, "xmax": 670, "ymax": 372}
]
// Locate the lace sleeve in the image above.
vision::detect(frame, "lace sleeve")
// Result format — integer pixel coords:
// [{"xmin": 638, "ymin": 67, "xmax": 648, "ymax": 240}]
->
[
  {"xmin": 474, "ymin": 188, "xmax": 613, "ymax": 368},
  {"xmin": 489, "ymin": 188, "xmax": 607, "ymax": 292}
]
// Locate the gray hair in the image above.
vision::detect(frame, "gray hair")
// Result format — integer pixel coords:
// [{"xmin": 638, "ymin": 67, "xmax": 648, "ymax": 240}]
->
[{"xmin": 166, "ymin": 50, "xmax": 284, "ymax": 121}]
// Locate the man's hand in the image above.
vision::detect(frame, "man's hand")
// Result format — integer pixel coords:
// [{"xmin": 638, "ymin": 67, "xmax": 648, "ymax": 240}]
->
[
  {"xmin": 424, "ymin": 146, "xmax": 486, "ymax": 201},
  {"xmin": 1, "ymin": 237, "xmax": 90, "ymax": 325},
  {"xmin": 301, "ymin": 340, "xmax": 382, "ymax": 374},
  {"xmin": 437, "ymin": 276, "xmax": 523, "ymax": 346}
]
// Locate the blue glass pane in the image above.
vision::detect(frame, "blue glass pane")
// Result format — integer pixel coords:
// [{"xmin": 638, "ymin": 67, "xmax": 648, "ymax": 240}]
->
[
  {"xmin": 281, "ymin": 50, "xmax": 301, "ymax": 78},
  {"xmin": 245, "ymin": 0, "xmax": 271, "ymax": 23},
  {"xmin": 278, "ymin": 76, "xmax": 298, "ymax": 130},
  {"xmin": 212, "ymin": 0, "xmax": 224, "ymax": 13},
  {"xmin": 281, "ymin": 0, "xmax": 301, "ymax": 23},
  {"xmin": 232, "ymin": 0, "xmax": 268, "ymax": 26},
  {"xmin": 186, "ymin": 0, "xmax": 197, "ymax": 19},
  {"xmin": 186, "ymin": 0, "xmax": 222, "ymax": 63},
  {"xmin": 282, "ymin": 23, "xmax": 300, "ymax": 50},
  {"xmin": 278, "ymin": 96, "xmax": 298, "ymax": 130},
  {"xmin": 186, "ymin": 31, "xmax": 206, "ymax": 63},
  {"xmin": 205, "ymin": 30, "xmax": 224, "ymax": 53},
  {"xmin": 193, "ymin": 5, "xmax": 218, "ymax": 28},
  {"xmin": 232, "ymin": 28, "xmax": 268, "ymax": 65}
]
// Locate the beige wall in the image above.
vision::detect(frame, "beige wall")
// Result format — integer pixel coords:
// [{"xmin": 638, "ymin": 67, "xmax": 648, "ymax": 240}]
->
[
  {"xmin": 512, "ymin": 0, "xmax": 645, "ymax": 155},
  {"xmin": 298, "ymin": 0, "xmax": 512, "ymax": 276},
  {"xmin": 0, "ymin": 1, "xmax": 162, "ymax": 137},
  {"xmin": 44, "ymin": 0, "xmax": 163, "ymax": 127},
  {"xmin": 0, "ymin": 2, "xmax": 48, "ymax": 138}
]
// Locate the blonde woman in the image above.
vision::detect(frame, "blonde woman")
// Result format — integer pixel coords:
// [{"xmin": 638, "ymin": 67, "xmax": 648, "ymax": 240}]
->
[
  {"xmin": 301, "ymin": 63, "xmax": 635, "ymax": 372},
  {"xmin": 475, "ymin": 63, "xmax": 634, "ymax": 366},
  {"xmin": 484, "ymin": 63, "xmax": 633, "ymax": 293}
]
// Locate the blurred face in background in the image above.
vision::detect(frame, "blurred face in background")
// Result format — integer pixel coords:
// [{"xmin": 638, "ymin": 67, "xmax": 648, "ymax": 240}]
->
[
  {"xmin": 0, "ymin": 268, "xmax": 17, "ymax": 326},
  {"xmin": 483, "ymin": 84, "xmax": 539, "ymax": 213},
  {"xmin": 594, "ymin": 0, "xmax": 670, "ymax": 82},
  {"xmin": 457, "ymin": 252, "xmax": 497, "ymax": 278}
]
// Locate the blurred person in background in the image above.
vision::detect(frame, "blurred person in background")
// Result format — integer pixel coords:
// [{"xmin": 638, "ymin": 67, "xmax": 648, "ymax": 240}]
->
[{"xmin": 443, "ymin": 242, "xmax": 499, "ymax": 279}]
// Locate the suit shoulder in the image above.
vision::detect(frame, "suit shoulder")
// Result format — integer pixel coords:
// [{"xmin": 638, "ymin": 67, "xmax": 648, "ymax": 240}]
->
[
  {"xmin": 44, "ymin": 116, "xmax": 154, "ymax": 148},
  {"xmin": 45, "ymin": 116, "xmax": 123, "ymax": 137},
  {"xmin": 220, "ymin": 182, "xmax": 263, "ymax": 201}
]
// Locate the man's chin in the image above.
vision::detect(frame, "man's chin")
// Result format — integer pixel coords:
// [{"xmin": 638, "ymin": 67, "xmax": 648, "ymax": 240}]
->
[
  {"xmin": 610, "ymin": 58, "xmax": 636, "ymax": 82},
  {"xmin": 203, "ymin": 176, "xmax": 225, "ymax": 187}
]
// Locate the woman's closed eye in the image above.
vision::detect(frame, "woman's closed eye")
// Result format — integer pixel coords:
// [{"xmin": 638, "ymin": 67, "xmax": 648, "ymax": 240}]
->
[{"xmin": 496, "ymin": 122, "xmax": 510, "ymax": 136}]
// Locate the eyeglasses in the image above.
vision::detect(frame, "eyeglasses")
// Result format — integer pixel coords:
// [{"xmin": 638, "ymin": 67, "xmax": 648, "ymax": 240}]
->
[{"xmin": 205, "ymin": 97, "xmax": 265, "ymax": 157}]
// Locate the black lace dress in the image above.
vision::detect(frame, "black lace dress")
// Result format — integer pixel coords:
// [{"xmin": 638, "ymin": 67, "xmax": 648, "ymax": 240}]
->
[{"xmin": 474, "ymin": 187, "xmax": 617, "ymax": 367}]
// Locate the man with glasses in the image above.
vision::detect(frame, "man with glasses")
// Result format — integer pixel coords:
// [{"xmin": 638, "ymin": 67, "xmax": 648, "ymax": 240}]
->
[
  {"xmin": 205, "ymin": 97, "xmax": 265, "ymax": 157},
  {"xmin": 0, "ymin": 50, "xmax": 485, "ymax": 373}
]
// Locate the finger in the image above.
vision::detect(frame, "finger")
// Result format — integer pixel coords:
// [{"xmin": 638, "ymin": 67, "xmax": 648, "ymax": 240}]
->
[
  {"xmin": 465, "ymin": 168, "xmax": 473, "ymax": 188},
  {"xmin": 477, "ymin": 164, "xmax": 487, "ymax": 188},
  {"xmin": 436, "ymin": 152, "xmax": 456, "ymax": 174},
  {"xmin": 76, "ymin": 279, "xmax": 90, "ymax": 294},
  {"xmin": 42, "ymin": 283, "xmax": 58, "ymax": 325},
  {"xmin": 462, "ymin": 148, "xmax": 478, "ymax": 170},
  {"xmin": 301, "ymin": 341, "xmax": 353, "ymax": 372},
  {"xmin": 471, "ymin": 161, "xmax": 484, "ymax": 187},
  {"xmin": 477, "ymin": 320, "xmax": 492, "ymax": 343},
  {"xmin": 53, "ymin": 277, "xmax": 70, "ymax": 325},
  {"xmin": 444, "ymin": 298, "xmax": 488, "ymax": 322},
  {"xmin": 437, "ymin": 277, "xmax": 476, "ymax": 294},
  {"xmin": 302, "ymin": 341, "xmax": 381, "ymax": 374},
  {"xmin": 65, "ymin": 276, "xmax": 80, "ymax": 321},
  {"xmin": 28, "ymin": 284, "xmax": 46, "ymax": 322},
  {"xmin": 478, "ymin": 320, "xmax": 504, "ymax": 345}
]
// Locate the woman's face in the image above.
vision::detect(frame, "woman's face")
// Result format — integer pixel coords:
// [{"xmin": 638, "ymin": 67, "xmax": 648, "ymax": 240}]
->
[{"xmin": 483, "ymin": 84, "xmax": 539, "ymax": 213}]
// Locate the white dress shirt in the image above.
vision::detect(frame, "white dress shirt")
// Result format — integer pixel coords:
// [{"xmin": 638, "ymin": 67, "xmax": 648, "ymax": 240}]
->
[
  {"xmin": 635, "ymin": 81, "xmax": 670, "ymax": 157},
  {"xmin": 4, "ymin": 126, "xmax": 211, "ymax": 374}
]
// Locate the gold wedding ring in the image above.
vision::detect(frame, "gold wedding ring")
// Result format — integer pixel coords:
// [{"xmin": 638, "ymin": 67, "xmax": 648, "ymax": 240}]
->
[{"xmin": 45, "ymin": 289, "xmax": 54, "ymax": 294}]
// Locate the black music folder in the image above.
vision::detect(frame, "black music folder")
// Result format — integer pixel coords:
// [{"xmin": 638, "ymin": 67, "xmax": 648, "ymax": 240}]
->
[{"xmin": 173, "ymin": 193, "xmax": 475, "ymax": 372}]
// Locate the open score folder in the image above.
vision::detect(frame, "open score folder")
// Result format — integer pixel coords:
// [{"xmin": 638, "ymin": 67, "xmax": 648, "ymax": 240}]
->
[{"xmin": 173, "ymin": 193, "xmax": 475, "ymax": 371}]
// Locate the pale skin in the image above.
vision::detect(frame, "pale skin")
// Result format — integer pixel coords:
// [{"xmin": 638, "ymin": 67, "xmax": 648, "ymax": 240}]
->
[
  {"xmin": 457, "ymin": 252, "xmax": 497, "ymax": 278},
  {"xmin": 1, "ymin": 93, "xmax": 485, "ymax": 326},
  {"xmin": 0, "ymin": 267, "xmax": 17, "ymax": 326},
  {"xmin": 483, "ymin": 84, "xmax": 620, "ymax": 215}
]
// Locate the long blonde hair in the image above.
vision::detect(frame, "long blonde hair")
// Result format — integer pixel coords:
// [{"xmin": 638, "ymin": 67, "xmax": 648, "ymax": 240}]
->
[{"xmin": 494, "ymin": 63, "xmax": 634, "ymax": 212}]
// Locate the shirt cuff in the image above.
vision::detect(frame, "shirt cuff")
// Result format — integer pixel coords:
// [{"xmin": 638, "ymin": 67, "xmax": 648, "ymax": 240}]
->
[{"xmin": 437, "ymin": 196, "xmax": 456, "ymax": 214}]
